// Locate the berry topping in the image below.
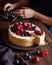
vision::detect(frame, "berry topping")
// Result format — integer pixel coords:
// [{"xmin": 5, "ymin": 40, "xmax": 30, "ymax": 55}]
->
[
  {"xmin": 27, "ymin": 23, "xmax": 32, "ymax": 30},
  {"xmin": 17, "ymin": 24, "xmax": 21, "ymax": 30},
  {"xmin": 34, "ymin": 30, "xmax": 41, "ymax": 35},
  {"xmin": 20, "ymin": 28, "xmax": 24, "ymax": 33},
  {"xmin": 40, "ymin": 50, "xmax": 48, "ymax": 57},
  {"xmin": 34, "ymin": 56, "xmax": 39, "ymax": 63},
  {"xmin": 11, "ymin": 22, "xmax": 44, "ymax": 36},
  {"xmin": 22, "ymin": 22, "xmax": 28, "ymax": 27},
  {"xmin": 41, "ymin": 31, "xmax": 45, "ymax": 35},
  {"xmin": 32, "ymin": 24, "xmax": 36, "ymax": 30},
  {"xmin": 16, "ymin": 31, "xmax": 20, "ymax": 35},
  {"xmin": 13, "ymin": 23, "xmax": 18, "ymax": 31}
]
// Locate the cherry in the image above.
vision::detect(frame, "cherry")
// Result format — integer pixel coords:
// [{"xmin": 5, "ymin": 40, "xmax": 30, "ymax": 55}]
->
[
  {"xmin": 27, "ymin": 23, "xmax": 32, "ymax": 30},
  {"xmin": 12, "ymin": 23, "xmax": 18, "ymax": 31},
  {"xmin": 45, "ymin": 51, "xmax": 48, "ymax": 56},
  {"xmin": 34, "ymin": 56, "xmax": 39, "ymax": 63},
  {"xmin": 13, "ymin": 23, "xmax": 18, "ymax": 27},
  {"xmin": 41, "ymin": 31, "xmax": 45, "ymax": 35},
  {"xmin": 34, "ymin": 30, "xmax": 41, "ymax": 35},
  {"xmin": 27, "ymin": 25, "xmax": 32, "ymax": 30},
  {"xmin": 40, "ymin": 50, "xmax": 48, "ymax": 57},
  {"xmin": 22, "ymin": 22, "xmax": 28, "ymax": 27},
  {"xmin": 16, "ymin": 31, "xmax": 20, "ymax": 35},
  {"xmin": 17, "ymin": 24, "xmax": 21, "ymax": 30},
  {"xmin": 20, "ymin": 28, "xmax": 24, "ymax": 33}
]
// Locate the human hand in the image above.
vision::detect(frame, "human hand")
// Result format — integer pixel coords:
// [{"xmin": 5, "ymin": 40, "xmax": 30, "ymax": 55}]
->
[
  {"xmin": 14, "ymin": 7, "xmax": 35, "ymax": 18},
  {"xmin": 3, "ymin": 3, "xmax": 16, "ymax": 11}
]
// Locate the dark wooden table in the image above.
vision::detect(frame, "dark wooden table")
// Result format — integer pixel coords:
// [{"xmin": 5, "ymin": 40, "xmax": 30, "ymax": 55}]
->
[{"xmin": 0, "ymin": 18, "xmax": 52, "ymax": 65}]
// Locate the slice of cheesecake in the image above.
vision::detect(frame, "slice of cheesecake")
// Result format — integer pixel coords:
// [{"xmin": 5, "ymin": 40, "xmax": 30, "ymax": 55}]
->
[{"xmin": 31, "ymin": 30, "xmax": 45, "ymax": 45}]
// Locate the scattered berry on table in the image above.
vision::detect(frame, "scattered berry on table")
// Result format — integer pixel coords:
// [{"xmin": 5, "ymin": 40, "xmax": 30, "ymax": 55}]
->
[
  {"xmin": 35, "ymin": 50, "xmax": 40, "ymax": 55},
  {"xmin": 40, "ymin": 50, "xmax": 48, "ymax": 57},
  {"xmin": 28, "ymin": 55, "xmax": 32, "ymax": 60},
  {"xmin": 34, "ymin": 56, "xmax": 39, "ymax": 63}
]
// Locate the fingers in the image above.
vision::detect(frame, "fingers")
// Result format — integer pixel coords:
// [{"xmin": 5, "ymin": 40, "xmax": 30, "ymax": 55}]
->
[
  {"xmin": 14, "ymin": 9, "xmax": 26, "ymax": 18},
  {"xmin": 3, "ymin": 3, "xmax": 12, "ymax": 11},
  {"xmin": 21, "ymin": 7, "xmax": 28, "ymax": 9},
  {"xmin": 7, "ymin": 7, "xmax": 13, "ymax": 11}
]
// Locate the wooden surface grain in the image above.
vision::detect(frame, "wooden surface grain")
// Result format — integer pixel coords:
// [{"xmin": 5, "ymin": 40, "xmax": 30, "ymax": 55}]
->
[{"xmin": 0, "ymin": 18, "xmax": 52, "ymax": 65}]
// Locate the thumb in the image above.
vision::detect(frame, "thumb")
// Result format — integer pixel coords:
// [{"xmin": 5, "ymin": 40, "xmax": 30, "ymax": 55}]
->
[{"xmin": 7, "ymin": 7, "xmax": 13, "ymax": 11}]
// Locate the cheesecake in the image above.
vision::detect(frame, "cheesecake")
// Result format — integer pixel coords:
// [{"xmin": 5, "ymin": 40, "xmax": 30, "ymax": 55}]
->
[{"xmin": 8, "ymin": 22, "xmax": 45, "ymax": 47}]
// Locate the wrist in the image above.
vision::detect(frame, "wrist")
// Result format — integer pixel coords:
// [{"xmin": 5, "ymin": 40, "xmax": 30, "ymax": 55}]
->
[
  {"xmin": 33, "ymin": 11, "xmax": 37, "ymax": 18},
  {"xmin": 33, "ymin": 11, "xmax": 42, "ymax": 21}
]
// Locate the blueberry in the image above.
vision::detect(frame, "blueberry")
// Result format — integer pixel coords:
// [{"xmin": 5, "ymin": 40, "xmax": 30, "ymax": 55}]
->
[
  {"xmin": 25, "ymin": 53, "xmax": 29, "ymax": 57},
  {"xmin": 5, "ymin": 11, "xmax": 10, "ymax": 17},
  {"xmin": 0, "ymin": 14, "xmax": 3, "ymax": 17},
  {"xmin": 10, "ymin": 14, "xmax": 15, "ymax": 18},
  {"xmin": 18, "ymin": 22, "xmax": 22, "ymax": 24},
  {"xmin": 23, "ymin": 62, "xmax": 27, "ymax": 65},
  {"xmin": 21, "ymin": 34, "xmax": 25, "ymax": 36},
  {"xmin": 28, "ymin": 55, "xmax": 32, "ymax": 59},
  {"xmin": 35, "ymin": 50, "xmax": 40, "ymax": 55},
  {"xmin": 16, "ymin": 59, "xmax": 20, "ymax": 64},
  {"xmin": 24, "ymin": 33, "xmax": 27, "ymax": 36},
  {"xmin": 9, "ymin": 11, "xmax": 14, "ymax": 15},
  {"xmin": 26, "ymin": 31, "xmax": 29, "ymax": 34},
  {"xmin": 32, "ymin": 26, "xmax": 36, "ymax": 30},
  {"xmin": 25, "ymin": 31, "xmax": 31, "ymax": 36},
  {"xmin": 32, "ymin": 24, "xmax": 36, "ymax": 30},
  {"xmin": 3, "ymin": 15, "xmax": 8, "ymax": 19}
]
